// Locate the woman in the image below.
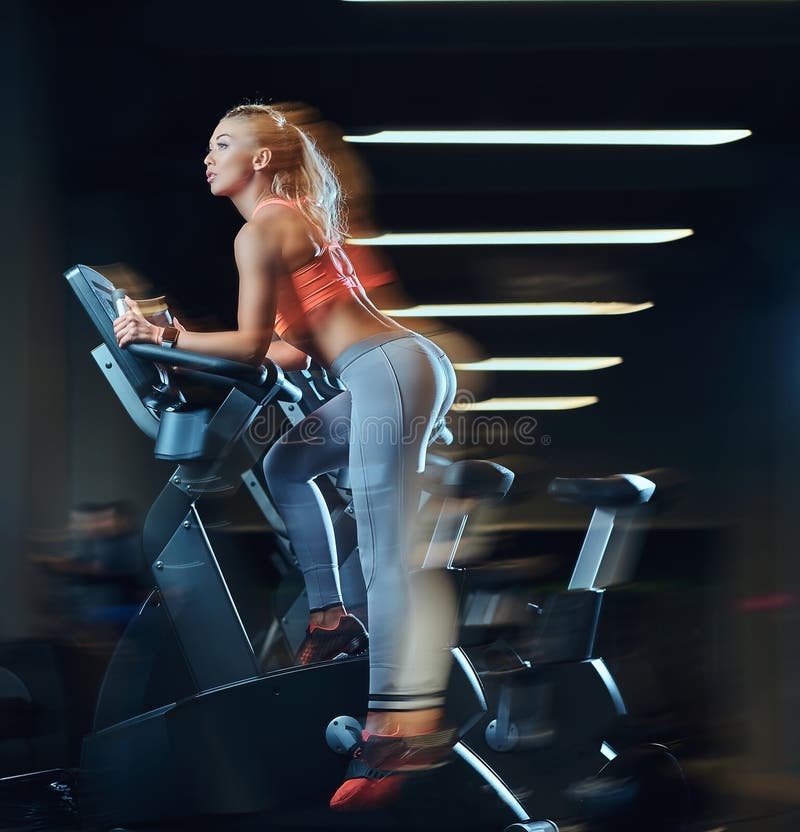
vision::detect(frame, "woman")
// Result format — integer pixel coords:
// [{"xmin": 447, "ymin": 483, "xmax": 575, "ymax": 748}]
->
[{"xmin": 113, "ymin": 103, "xmax": 457, "ymax": 811}]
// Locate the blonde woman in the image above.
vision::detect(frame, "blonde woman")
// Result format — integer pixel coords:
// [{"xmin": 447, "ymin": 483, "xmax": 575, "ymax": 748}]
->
[{"xmin": 113, "ymin": 103, "xmax": 457, "ymax": 810}]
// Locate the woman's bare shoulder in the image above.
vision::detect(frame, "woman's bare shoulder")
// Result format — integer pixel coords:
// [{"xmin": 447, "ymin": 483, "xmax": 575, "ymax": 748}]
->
[
  {"xmin": 243, "ymin": 202, "xmax": 304, "ymax": 241},
  {"xmin": 245, "ymin": 202, "xmax": 321, "ymax": 264},
  {"xmin": 238, "ymin": 201, "xmax": 294, "ymax": 236},
  {"xmin": 234, "ymin": 217, "xmax": 283, "ymax": 263}
]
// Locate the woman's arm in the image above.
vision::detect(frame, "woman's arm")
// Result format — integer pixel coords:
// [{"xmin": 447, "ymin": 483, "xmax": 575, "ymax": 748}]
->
[
  {"xmin": 266, "ymin": 335, "xmax": 311, "ymax": 371},
  {"xmin": 114, "ymin": 223, "xmax": 280, "ymax": 366}
]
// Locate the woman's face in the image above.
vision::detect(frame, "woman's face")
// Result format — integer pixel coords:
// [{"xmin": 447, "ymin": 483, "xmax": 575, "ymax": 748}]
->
[{"xmin": 204, "ymin": 119, "xmax": 265, "ymax": 196}]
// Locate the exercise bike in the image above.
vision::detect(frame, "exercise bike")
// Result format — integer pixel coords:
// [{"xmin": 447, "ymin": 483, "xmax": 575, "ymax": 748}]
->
[{"xmin": 60, "ymin": 263, "xmax": 686, "ymax": 832}]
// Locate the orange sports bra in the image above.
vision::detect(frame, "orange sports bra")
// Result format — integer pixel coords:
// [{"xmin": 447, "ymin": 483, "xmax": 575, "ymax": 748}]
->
[{"xmin": 251, "ymin": 197, "xmax": 362, "ymax": 338}]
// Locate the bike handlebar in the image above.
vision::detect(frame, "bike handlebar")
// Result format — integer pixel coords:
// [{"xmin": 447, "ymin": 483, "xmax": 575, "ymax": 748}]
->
[{"xmin": 128, "ymin": 343, "xmax": 302, "ymax": 403}]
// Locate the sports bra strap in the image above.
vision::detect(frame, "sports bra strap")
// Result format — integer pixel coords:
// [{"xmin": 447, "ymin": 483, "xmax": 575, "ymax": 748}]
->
[
  {"xmin": 251, "ymin": 197, "xmax": 335, "ymax": 253},
  {"xmin": 251, "ymin": 197, "xmax": 298, "ymax": 219}
]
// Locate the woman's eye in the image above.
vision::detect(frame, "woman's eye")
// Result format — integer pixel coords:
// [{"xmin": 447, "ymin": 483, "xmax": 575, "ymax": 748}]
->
[{"xmin": 217, "ymin": 143, "xmax": 228, "ymax": 150}]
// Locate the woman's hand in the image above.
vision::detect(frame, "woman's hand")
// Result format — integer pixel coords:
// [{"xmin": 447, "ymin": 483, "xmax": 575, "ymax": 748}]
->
[{"xmin": 113, "ymin": 295, "xmax": 162, "ymax": 348}]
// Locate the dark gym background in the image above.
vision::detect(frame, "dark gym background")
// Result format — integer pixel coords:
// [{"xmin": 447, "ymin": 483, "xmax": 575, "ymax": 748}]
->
[{"xmin": 1, "ymin": 0, "xmax": 799, "ymax": 828}]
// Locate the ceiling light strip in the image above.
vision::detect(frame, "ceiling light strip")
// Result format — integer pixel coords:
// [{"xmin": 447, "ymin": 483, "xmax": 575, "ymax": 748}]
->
[
  {"xmin": 454, "ymin": 357, "xmax": 623, "ymax": 370},
  {"xmin": 343, "ymin": 129, "xmax": 751, "ymax": 146},
  {"xmin": 348, "ymin": 230, "xmax": 693, "ymax": 245},
  {"xmin": 451, "ymin": 396, "xmax": 599, "ymax": 411},
  {"xmin": 383, "ymin": 302, "xmax": 653, "ymax": 316},
  {"xmin": 344, "ymin": 0, "xmax": 777, "ymax": 4}
]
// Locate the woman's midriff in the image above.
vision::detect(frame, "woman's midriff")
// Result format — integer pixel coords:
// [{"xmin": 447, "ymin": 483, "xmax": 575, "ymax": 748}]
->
[{"xmin": 279, "ymin": 288, "xmax": 409, "ymax": 370}]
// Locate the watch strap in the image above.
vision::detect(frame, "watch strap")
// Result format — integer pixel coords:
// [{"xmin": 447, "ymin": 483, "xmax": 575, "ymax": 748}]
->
[{"xmin": 161, "ymin": 325, "xmax": 180, "ymax": 348}]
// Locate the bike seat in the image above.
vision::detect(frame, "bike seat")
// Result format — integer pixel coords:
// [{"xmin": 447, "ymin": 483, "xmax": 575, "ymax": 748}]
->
[
  {"xmin": 547, "ymin": 473, "xmax": 656, "ymax": 508},
  {"xmin": 423, "ymin": 459, "xmax": 514, "ymax": 501}
]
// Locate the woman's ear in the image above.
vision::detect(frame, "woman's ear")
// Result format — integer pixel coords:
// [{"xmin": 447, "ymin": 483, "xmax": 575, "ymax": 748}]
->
[{"xmin": 253, "ymin": 147, "xmax": 272, "ymax": 170}]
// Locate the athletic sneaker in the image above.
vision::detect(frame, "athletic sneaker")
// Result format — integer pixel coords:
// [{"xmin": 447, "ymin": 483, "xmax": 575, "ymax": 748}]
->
[
  {"xmin": 295, "ymin": 614, "xmax": 368, "ymax": 665},
  {"xmin": 329, "ymin": 727, "xmax": 456, "ymax": 811}
]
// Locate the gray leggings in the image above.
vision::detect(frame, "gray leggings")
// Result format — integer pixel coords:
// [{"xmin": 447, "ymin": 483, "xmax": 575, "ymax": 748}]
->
[{"xmin": 262, "ymin": 330, "xmax": 457, "ymax": 710}]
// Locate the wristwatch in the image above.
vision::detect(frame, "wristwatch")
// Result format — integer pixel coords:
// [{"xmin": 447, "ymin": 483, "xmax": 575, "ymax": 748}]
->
[{"xmin": 160, "ymin": 325, "xmax": 180, "ymax": 349}]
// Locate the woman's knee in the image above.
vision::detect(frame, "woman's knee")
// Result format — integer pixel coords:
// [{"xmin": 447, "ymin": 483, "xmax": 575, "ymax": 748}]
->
[
  {"xmin": 263, "ymin": 431, "xmax": 336, "ymax": 490},
  {"xmin": 262, "ymin": 440, "xmax": 296, "ymax": 489}
]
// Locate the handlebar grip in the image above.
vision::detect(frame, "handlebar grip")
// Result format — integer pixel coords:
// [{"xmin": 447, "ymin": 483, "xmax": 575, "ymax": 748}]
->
[{"xmin": 111, "ymin": 289, "xmax": 128, "ymax": 318}]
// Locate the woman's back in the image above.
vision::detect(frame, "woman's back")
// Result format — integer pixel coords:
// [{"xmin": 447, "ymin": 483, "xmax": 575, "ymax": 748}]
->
[{"xmin": 249, "ymin": 196, "xmax": 405, "ymax": 366}]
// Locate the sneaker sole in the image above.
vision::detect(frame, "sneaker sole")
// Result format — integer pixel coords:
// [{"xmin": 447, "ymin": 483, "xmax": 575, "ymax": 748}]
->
[{"xmin": 333, "ymin": 648, "xmax": 369, "ymax": 661}]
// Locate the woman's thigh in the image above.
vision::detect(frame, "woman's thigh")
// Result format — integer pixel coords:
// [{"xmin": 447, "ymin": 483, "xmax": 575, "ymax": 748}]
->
[
  {"xmin": 262, "ymin": 390, "xmax": 352, "ymax": 483},
  {"xmin": 341, "ymin": 338, "xmax": 448, "ymax": 584}
]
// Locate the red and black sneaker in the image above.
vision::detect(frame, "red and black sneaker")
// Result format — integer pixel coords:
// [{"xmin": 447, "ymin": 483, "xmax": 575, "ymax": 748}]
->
[
  {"xmin": 329, "ymin": 728, "xmax": 456, "ymax": 811},
  {"xmin": 295, "ymin": 614, "xmax": 368, "ymax": 666},
  {"xmin": 357, "ymin": 727, "xmax": 456, "ymax": 772}
]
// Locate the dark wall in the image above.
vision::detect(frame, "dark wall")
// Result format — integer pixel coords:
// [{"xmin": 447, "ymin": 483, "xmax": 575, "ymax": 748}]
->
[{"xmin": 0, "ymin": 3, "xmax": 68, "ymax": 638}]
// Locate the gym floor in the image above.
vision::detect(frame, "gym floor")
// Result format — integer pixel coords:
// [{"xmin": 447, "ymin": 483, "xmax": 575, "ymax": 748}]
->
[{"xmin": 2, "ymin": 765, "xmax": 800, "ymax": 832}]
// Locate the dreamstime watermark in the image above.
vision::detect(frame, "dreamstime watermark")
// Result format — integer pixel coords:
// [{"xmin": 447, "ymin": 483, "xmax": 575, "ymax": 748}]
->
[{"xmin": 248, "ymin": 388, "xmax": 550, "ymax": 450}]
